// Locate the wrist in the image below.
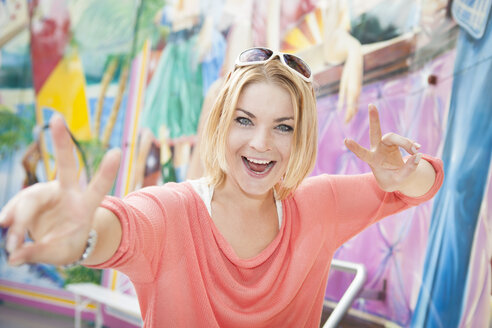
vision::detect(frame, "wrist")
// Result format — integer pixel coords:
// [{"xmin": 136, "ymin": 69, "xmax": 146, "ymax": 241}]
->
[
  {"xmin": 62, "ymin": 229, "xmax": 98, "ymax": 269},
  {"xmin": 397, "ymin": 158, "xmax": 436, "ymax": 197}
]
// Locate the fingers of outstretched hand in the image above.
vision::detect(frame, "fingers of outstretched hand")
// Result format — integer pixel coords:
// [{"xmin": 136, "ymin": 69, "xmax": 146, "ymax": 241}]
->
[
  {"xmin": 50, "ymin": 115, "xmax": 78, "ymax": 188},
  {"xmin": 8, "ymin": 237, "xmax": 70, "ymax": 266},
  {"xmin": 7, "ymin": 241, "xmax": 37, "ymax": 266},
  {"xmin": 2, "ymin": 184, "xmax": 53, "ymax": 255},
  {"xmin": 395, "ymin": 153, "xmax": 423, "ymax": 184},
  {"xmin": 85, "ymin": 148, "xmax": 121, "ymax": 211},
  {"xmin": 381, "ymin": 132, "xmax": 421, "ymax": 154},
  {"xmin": 0, "ymin": 183, "xmax": 49, "ymax": 229},
  {"xmin": 368, "ymin": 104, "xmax": 382, "ymax": 148},
  {"xmin": 0, "ymin": 189, "xmax": 22, "ymax": 228},
  {"xmin": 345, "ymin": 138, "xmax": 370, "ymax": 163}
]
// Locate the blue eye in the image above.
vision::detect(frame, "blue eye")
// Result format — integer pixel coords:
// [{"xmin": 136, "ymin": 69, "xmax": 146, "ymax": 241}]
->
[
  {"xmin": 276, "ymin": 124, "xmax": 293, "ymax": 133},
  {"xmin": 235, "ymin": 117, "xmax": 252, "ymax": 126}
]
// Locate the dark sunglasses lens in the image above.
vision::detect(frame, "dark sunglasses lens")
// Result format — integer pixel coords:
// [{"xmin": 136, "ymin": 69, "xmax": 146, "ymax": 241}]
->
[
  {"xmin": 239, "ymin": 48, "xmax": 274, "ymax": 63},
  {"xmin": 284, "ymin": 54, "xmax": 311, "ymax": 79}
]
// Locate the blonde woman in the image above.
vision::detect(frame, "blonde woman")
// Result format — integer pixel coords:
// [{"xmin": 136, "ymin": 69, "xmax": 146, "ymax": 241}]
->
[{"xmin": 1, "ymin": 48, "xmax": 443, "ymax": 327}]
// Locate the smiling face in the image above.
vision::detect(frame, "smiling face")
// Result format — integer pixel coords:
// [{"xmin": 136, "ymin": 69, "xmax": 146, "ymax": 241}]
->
[
  {"xmin": 202, "ymin": 59, "xmax": 318, "ymax": 200},
  {"xmin": 223, "ymin": 81, "xmax": 294, "ymax": 198}
]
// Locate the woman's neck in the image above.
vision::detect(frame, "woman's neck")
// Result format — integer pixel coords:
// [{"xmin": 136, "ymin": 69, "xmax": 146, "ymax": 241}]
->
[
  {"xmin": 212, "ymin": 178, "xmax": 276, "ymax": 214},
  {"xmin": 210, "ymin": 177, "xmax": 280, "ymax": 259}
]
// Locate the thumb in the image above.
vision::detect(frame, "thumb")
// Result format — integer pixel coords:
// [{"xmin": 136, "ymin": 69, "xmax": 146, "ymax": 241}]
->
[{"xmin": 397, "ymin": 153, "xmax": 422, "ymax": 182}]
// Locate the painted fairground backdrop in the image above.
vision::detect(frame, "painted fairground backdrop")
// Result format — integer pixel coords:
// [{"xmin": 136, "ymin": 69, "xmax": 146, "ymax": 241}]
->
[
  {"xmin": 0, "ymin": 0, "xmax": 169, "ymax": 324},
  {"xmin": 0, "ymin": 0, "xmax": 491, "ymax": 327}
]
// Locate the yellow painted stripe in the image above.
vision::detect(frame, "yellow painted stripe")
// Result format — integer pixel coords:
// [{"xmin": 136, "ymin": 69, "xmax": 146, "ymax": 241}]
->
[
  {"xmin": 111, "ymin": 269, "xmax": 119, "ymax": 290},
  {"xmin": 109, "ymin": 43, "xmax": 150, "ymax": 291},
  {"xmin": 0, "ymin": 285, "xmax": 95, "ymax": 310},
  {"xmin": 123, "ymin": 40, "xmax": 149, "ymax": 196}
]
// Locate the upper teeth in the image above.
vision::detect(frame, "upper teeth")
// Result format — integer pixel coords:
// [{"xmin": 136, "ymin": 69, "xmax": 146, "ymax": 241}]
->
[{"xmin": 247, "ymin": 158, "xmax": 270, "ymax": 164}]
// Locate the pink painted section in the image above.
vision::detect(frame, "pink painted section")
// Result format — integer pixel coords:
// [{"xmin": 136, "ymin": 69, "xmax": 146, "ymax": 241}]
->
[
  {"xmin": 1, "ymin": 279, "xmax": 71, "ymax": 298},
  {"xmin": 101, "ymin": 307, "xmax": 141, "ymax": 328},
  {"xmin": 0, "ymin": 278, "xmax": 141, "ymax": 327},
  {"xmin": 0, "ymin": 293, "xmax": 91, "ymax": 321},
  {"xmin": 99, "ymin": 271, "xmax": 141, "ymax": 327},
  {"xmin": 0, "ymin": 280, "xmax": 94, "ymax": 321},
  {"xmin": 319, "ymin": 51, "xmax": 456, "ymax": 326}
]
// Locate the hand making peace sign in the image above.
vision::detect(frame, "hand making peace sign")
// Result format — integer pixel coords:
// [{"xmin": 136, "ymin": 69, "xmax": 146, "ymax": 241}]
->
[
  {"xmin": 0, "ymin": 115, "xmax": 121, "ymax": 266},
  {"xmin": 344, "ymin": 104, "xmax": 432, "ymax": 195}
]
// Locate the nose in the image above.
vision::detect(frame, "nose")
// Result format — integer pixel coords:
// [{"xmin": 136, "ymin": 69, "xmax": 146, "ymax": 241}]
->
[{"xmin": 249, "ymin": 128, "xmax": 272, "ymax": 152}]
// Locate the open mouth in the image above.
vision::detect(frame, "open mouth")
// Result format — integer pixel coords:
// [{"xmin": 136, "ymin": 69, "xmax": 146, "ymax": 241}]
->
[{"xmin": 242, "ymin": 156, "xmax": 276, "ymax": 176}]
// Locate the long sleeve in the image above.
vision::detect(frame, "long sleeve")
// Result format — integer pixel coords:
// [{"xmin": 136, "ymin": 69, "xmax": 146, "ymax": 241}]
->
[
  {"xmin": 86, "ymin": 185, "xmax": 175, "ymax": 283},
  {"xmin": 295, "ymin": 155, "xmax": 444, "ymax": 248}
]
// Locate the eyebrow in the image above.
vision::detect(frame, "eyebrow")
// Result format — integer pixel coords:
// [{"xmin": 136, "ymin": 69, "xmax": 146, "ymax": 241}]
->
[{"xmin": 236, "ymin": 108, "xmax": 294, "ymax": 123}]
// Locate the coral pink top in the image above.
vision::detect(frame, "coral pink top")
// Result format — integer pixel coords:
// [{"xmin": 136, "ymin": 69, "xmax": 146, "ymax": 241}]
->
[{"xmin": 90, "ymin": 156, "xmax": 443, "ymax": 327}]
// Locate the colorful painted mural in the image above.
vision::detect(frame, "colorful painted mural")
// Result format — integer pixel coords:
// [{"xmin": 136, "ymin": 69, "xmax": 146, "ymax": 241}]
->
[
  {"xmin": 318, "ymin": 49, "xmax": 456, "ymax": 325},
  {"xmin": 0, "ymin": 0, "xmax": 165, "ymax": 324},
  {"xmin": 1, "ymin": 0, "xmax": 491, "ymax": 327}
]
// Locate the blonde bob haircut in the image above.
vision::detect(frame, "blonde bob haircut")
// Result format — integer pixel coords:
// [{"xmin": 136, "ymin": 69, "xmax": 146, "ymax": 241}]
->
[{"xmin": 201, "ymin": 59, "xmax": 318, "ymax": 200}]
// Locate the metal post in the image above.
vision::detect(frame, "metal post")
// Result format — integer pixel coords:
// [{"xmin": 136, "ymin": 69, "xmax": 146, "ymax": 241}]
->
[
  {"xmin": 322, "ymin": 259, "xmax": 367, "ymax": 328},
  {"xmin": 74, "ymin": 294, "xmax": 81, "ymax": 328}
]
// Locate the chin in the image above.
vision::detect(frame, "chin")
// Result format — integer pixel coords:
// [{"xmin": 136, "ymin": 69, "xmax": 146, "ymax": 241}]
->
[{"xmin": 236, "ymin": 176, "xmax": 279, "ymax": 197}]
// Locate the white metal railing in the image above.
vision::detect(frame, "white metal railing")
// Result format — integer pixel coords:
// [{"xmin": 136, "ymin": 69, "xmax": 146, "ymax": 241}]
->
[{"xmin": 322, "ymin": 259, "xmax": 367, "ymax": 328}]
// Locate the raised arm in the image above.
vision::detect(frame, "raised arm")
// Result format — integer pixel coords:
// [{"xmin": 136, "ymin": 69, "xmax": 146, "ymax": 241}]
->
[
  {"xmin": 0, "ymin": 114, "xmax": 122, "ymax": 267},
  {"xmin": 345, "ymin": 104, "xmax": 437, "ymax": 197}
]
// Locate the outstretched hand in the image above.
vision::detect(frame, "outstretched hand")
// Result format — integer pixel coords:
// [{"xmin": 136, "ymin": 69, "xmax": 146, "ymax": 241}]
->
[
  {"xmin": 0, "ymin": 114, "xmax": 121, "ymax": 266},
  {"xmin": 344, "ymin": 104, "xmax": 423, "ymax": 193}
]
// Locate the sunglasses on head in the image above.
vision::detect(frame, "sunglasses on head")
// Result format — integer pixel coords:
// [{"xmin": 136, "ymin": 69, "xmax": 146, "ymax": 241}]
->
[{"xmin": 235, "ymin": 47, "xmax": 313, "ymax": 83}]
